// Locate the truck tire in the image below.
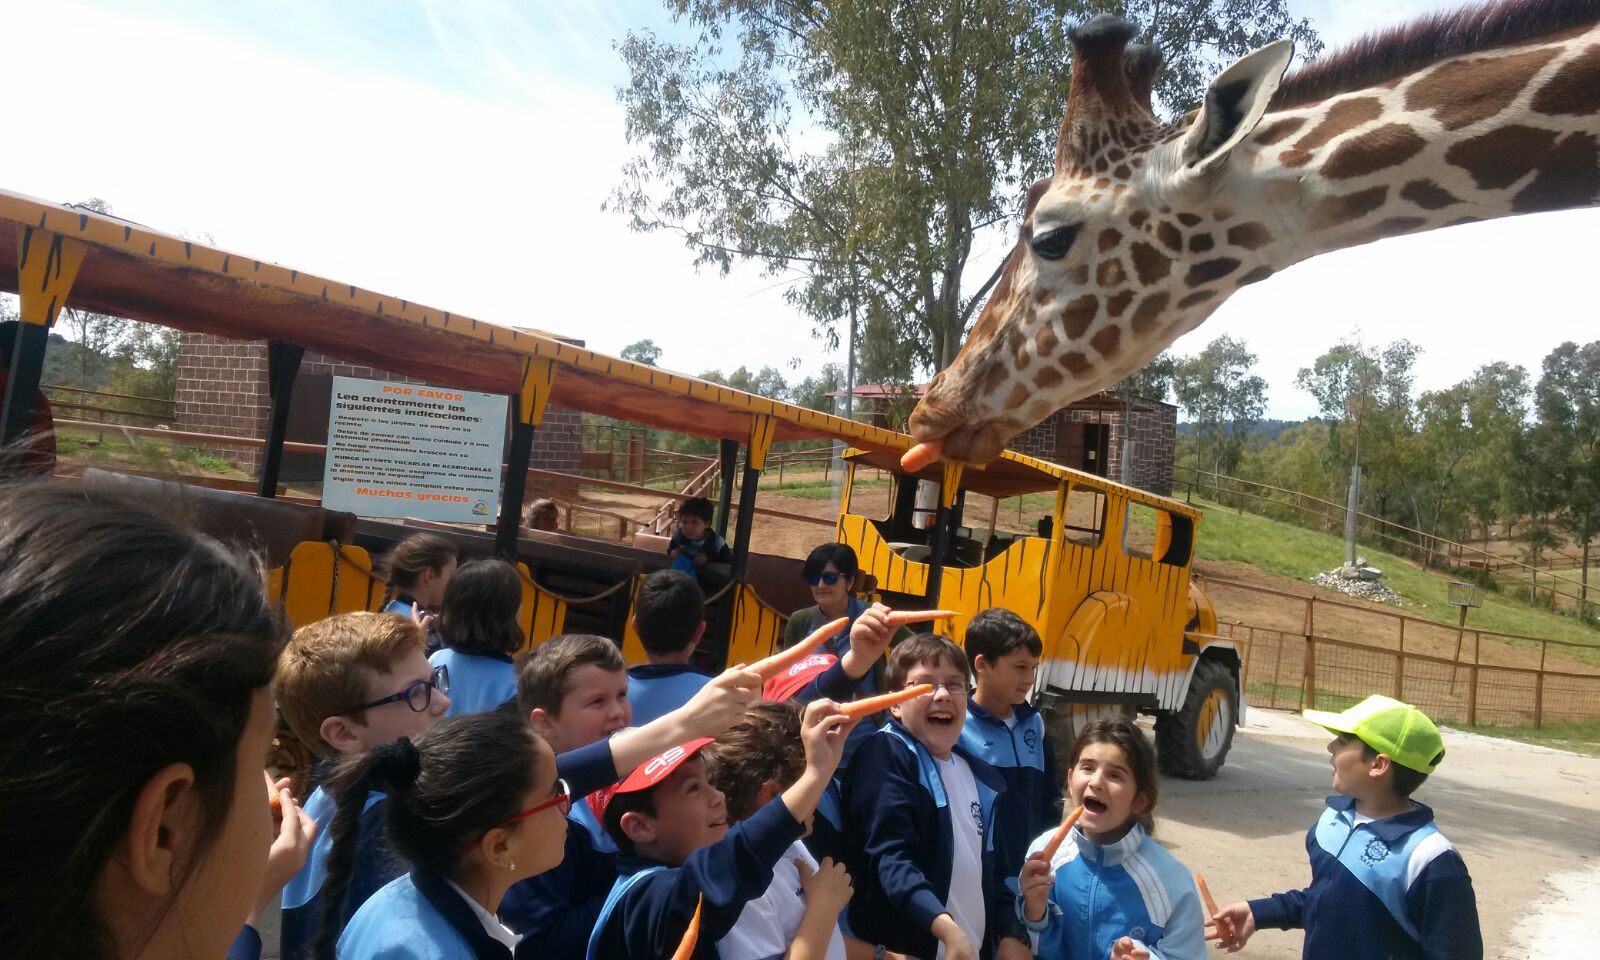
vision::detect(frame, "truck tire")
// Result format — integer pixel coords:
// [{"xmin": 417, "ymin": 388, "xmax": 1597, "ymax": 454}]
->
[
  {"xmin": 1156, "ymin": 659, "xmax": 1237, "ymax": 780},
  {"xmin": 1043, "ymin": 702, "xmax": 1134, "ymax": 778}
]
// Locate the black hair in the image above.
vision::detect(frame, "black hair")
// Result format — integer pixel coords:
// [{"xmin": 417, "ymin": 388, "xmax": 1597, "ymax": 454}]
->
[
  {"xmin": 964, "ymin": 608, "xmax": 1043, "ymax": 676},
  {"xmin": 602, "ymin": 787, "xmax": 656, "ymax": 857},
  {"xmin": 1070, "ymin": 717, "xmax": 1160, "ymax": 835},
  {"xmin": 679, "ymin": 496, "xmax": 715, "ymax": 523},
  {"xmin": 379, "ymin": 533, "xmax": 459, "ymax": 606},
  {"xmin": 634, "ymin": 569, "xmax": 705, "ymax": 657},
  {"xmin": 439, "ymin": 558, "xmax": 523, "ymax": 657},
  {"xmin": 705, "ymin": 701, "xmax": 804, "ymax": 822},
  {"xmin": 0, "ymin": 483, "xmax": 281, "ymax": 960},
  {"xmin": 1359, "ymin": 741, "xmax": 1432, "ymax": 798},
  {"xmin": 801, "ymin": 542, "xmax": 858, "ymax": 581},
  {"xmin": 314, "ymin": 711, "xmax": 546, "ymax": 960}
]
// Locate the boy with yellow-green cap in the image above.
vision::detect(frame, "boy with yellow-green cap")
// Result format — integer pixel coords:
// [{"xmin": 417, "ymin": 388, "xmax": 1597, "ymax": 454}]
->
[{"xmin": 1211, "ymin": 695, "xmax": 1482, "ymax": 960}]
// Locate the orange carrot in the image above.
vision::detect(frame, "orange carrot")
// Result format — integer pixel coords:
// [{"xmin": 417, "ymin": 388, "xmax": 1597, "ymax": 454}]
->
[
  {"xmin": 265, "ymin": 771, "xmax": 282, "ymax": 813},
  {"xmin": 750, "ymin": 617, "xmax": 849, "ymax": 680},
  {"xmin": 900, "ymin": 440, "xmax": 944, "ymax": 472},
  {"xmin": 837, "ymin": 683, "xmax": 933, "ymax": 719},
  {"xmin": 1197, "ymin": 873, "xmax": 1232, "ymax": 941},
  {"xmin": 1039, "ymin": 804, "xmax": 1085, "ymax": 860},
  {"xmin": 671, "ymin": 894, "xmax": 702, "ymax": 960},
  {"xmin": 883, "ymin": 609, "xmax": 958, "ymax": 628}
]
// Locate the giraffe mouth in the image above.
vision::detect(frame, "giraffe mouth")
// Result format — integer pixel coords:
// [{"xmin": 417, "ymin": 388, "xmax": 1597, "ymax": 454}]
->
[{"xmin": 907, "ymin": 403, "xmax": 1021, "ymax": 466}]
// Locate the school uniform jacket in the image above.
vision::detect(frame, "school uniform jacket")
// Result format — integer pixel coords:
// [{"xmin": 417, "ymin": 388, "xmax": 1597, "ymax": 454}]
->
[
  {"xmin": 1248, "ymin": 797, "xmax": 1482, "ymax": 960},
  {"xmin": 585, "ymin": 797, "xmax": 807, "ymax": 960},
  {"xmin": 428, "ymin": 649, "xmax": 517, "ymax": 718},
  {"xmin": 626, "ymin": 663, "xmax": 712, "ymax": 726},
  {"xmin": 842, "ymin": 720, "xmax": 1022, "ymax": 959},
  {"xmin": 1020, "ymin": 822, "xmax": 1206, "ymax": 960},
  {"xmin": 959, "ymin": 700, "xmax": 1061, "ymax": 885},
  {"xmin": 338, "ymin": 870, "xmax": 518, "ymax": 960},
  {"xmin": 280, "ymin": 782, "xmax": 398, "ymax": 960}
]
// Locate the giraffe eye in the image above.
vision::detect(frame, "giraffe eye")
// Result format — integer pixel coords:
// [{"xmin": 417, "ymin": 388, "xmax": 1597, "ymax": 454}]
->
[{"xmin": 1031, "ymin": 224, "xmax": 1079, "ymax": 261}]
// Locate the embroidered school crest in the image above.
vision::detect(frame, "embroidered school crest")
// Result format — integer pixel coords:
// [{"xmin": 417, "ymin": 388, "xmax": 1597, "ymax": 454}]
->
[
  {"xmin": 970, "ymin": 801, "xmax": 984, "ymax": 833},
  {"xmin": 1360, "ymin": 838, "xmax": 1391, "ymax": 866},
  {"xmin": 1023, "ymin": 728, "xmax": 1038, "ymax": 751}
]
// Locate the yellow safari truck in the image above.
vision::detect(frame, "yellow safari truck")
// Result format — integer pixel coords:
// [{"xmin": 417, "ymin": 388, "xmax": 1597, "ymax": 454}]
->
[
  {"xmin": 0, "ymin": 185, "xmax": 1238, "ymax": 779},
  {"xmin": 833, "ymin": 447, "xmax": 1239, "ymax": 779}
]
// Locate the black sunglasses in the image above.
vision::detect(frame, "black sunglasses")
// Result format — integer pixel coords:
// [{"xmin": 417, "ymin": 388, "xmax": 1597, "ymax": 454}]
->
[
  {"xmin": 805, "ymin": 571, "xmax": 849, "ymax": 586},
  {"xmin": 353, "ymin": 664, "xmax": 450, "ymax": 713}
]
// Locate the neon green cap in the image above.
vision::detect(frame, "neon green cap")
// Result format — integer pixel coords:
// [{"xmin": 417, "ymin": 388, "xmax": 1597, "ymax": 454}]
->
[{"xmin": 1303, "ymin": 695, "xmax": 1445, "ymax": 774}]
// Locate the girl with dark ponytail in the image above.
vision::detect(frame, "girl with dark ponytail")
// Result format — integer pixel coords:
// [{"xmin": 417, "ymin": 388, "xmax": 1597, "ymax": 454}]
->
[
  {"xmin": 380, "ymin": 534, "xmax": 459, "ymax": 654},
  {"xmin": 316, "ymin": 710, "xmax": 570, "ymax": 959}
]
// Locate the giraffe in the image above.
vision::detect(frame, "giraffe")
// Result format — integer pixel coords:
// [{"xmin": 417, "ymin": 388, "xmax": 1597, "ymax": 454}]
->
[{"xmin": 905, "ymin": 0, "xmax": 1600, "ymax": 466}]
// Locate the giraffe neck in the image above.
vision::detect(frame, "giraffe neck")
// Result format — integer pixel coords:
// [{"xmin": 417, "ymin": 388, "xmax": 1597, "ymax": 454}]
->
[{"xmin": 1236, "ymin": 24, "xmax": 1599, "ymax": 274}]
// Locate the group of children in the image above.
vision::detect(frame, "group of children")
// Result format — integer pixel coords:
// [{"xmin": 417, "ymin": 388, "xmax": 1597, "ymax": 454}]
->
[{"xmin": 247, "ymin": 528, "xmax": 1482, "ymax": 960}]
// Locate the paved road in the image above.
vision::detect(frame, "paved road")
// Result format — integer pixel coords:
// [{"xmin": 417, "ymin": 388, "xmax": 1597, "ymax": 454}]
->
[{"xmin": 1156, "ymin": 708, "xmax": 1600, "ymax": 959}]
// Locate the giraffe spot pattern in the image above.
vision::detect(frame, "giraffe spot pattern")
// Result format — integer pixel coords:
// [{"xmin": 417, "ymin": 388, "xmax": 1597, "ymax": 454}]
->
[
  {"xmin": 1252, "ymin": 116, "xmax": 1306, "ymax": 146},
  {"xmin": 1061, "ymin": 351, "xmax": 1092, "ymax": 375},
  {"xmin": 1236, "ymin": 265, "xmax": 1274, "ymax": 287},
  {"xmin": 1322, "ymin": 123, "xmax": 1428, "ymax": 179},
  {"xmin": 1310, "ymin": 185, "xmax": 1389, "ymax": 229},
  {"xmin": 1404, "ymin": 48, "xmax": 1560, "ymax": 131},
  {"xmin": 1531, "ymin": 44, "xmax": 1600, "ymax": 116},
  {"xmin": 1113, "ymin": 164, "xmax": 1132, "ymax": 179},
  {"xmin": 1005, "ymin": 383, "xmax": 1031, "ymax": 409},
  {"xmin": 1445, "ymin": 125, "xmax": 1560, "ymax": 189},
  {"xmin": 1226, "ymin": 222, "xmax": 1273, "ymax": 250},
  {"xmin": 1106, "ymin": 289, "xmax": 1135, "ymax": 317},
  {"xmin": 1177, "ymin": 290, "xmax": 1217, "ymax": 308},
  {"xmin": 1129, "ymin": 210, "xmax": 1150, "ymax": 229},
  {"xmin": 1188, "ymin": 233, "xmax": 1215, "ymax": 253},
  {"xmin": 1068, "ymin": 265, "xmax": 1091, "ymax": 287},
  {"xmin": 1511, "ymin": 132, "xmax": 1600, "ymax": 214},
  {"xmin": 1035, "ymin": 323, "xmax": 1060, "ymax": 357},
  {"xmin": 1212, "ymin": 206, "xmax": 1236, "ymax": 222},
  {"xmin": 1281, "ymin": 98, "xmax": 1384, "ymax": 167},
  {"xmin": 1096, "ymin": 259, "xmax": 1127, "ymax": 287},
  {"xmin": 1400, "ymin": 179, "xmax": 1463, "ymax": 210},
  {"xmin": 1062, "ymin": 296, "xmax": 1099, "ymax": 339},
  {"xmin": 1129, "ymin": 242, "xmax": 1172, "ymax": 285},
  {"xmin": 1155, "ymin": 221, "xmax": 1182, "ymax": 252},
  {"xmin": 1034, "ymin": 366, "xmax": 1064, "ymax": 389},
  {"xmin": 1097, "ymin": 228, "xmax": 1123, "ymax": 252},
  {"xmin": 1035, "ymin": 287, "xmax": 1055, "ymax": 305},
  {"xmin": 1130, "ymin": 292, "xmax": 1169, "ymax": 335},
  {"xmin": 1177, "ymin": 213, "xmax": 1202, "ymax": 227},
  {"xmin": 1090, "ymin": 325, "xmax": 1122, "ymax": 359},
  {"xmin": 1184, "ymin": 258, "xmax": 1241, "ymax": 286}
]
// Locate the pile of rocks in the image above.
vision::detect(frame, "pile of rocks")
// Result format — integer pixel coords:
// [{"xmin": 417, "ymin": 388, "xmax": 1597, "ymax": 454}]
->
[{"xmin": 1311, "ymin": 559, "xmax": 1403, "ymax": 605}]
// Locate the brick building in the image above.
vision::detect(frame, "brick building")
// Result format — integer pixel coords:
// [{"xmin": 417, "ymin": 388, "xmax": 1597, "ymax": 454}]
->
[
  {"xmin": 174, "ymin": 332, "xmax": 584, "ymax": 482},
  {"xmin": 829, "ymin": 384, "xmax": 1177, "ymax": 496}
]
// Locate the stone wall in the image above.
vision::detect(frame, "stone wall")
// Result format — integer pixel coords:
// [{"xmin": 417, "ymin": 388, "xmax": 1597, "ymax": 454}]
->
[{"xmin": 174, "ymin": 331, "xmax": 584, "ymax": 480}]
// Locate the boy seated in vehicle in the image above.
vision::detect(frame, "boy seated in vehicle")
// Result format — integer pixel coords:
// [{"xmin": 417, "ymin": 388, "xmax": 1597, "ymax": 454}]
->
[{"xmin": 667, "ymin": 496, "xmax": 731, "ymax": 575}]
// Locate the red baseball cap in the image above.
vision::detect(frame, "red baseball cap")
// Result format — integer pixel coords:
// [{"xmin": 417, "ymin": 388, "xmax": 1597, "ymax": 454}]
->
[
  {"xmin": 762, "ymin": 652, "xmax": 838, "ymax": 702},
  {"xmin": 588, "ymin": 737, "xmax": 715, "ymax": 827}
]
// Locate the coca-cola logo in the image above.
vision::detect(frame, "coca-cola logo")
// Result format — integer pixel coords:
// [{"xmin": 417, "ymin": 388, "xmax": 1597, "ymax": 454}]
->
[{"xmin": 789, "ymin": 655, "xmax": 833, "ymax": 677}]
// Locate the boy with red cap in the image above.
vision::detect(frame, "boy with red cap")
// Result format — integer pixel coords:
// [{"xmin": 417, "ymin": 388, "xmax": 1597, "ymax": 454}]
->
[{"xmin": 585, "ymin": 699, "xmax": 856, "ymax": 959}]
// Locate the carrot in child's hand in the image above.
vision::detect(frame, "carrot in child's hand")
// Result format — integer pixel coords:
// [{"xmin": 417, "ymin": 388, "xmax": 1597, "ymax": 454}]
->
[
  {"xmin": 837, "ymin": 684, "xmax": 933, "ymax": 720},
  {"xmin": 1196, "ymin": 873, "xmax": 1232, "ymax": 941},
  {"xmin": 265, "ymin": 770, "xmax": 282, "ymax": 812},
  {"xmin": 1039, "ymin": 804, "xmax": 1085, "ymax": 860},
  {"xmin": 883, "ymin": 609, "xmax": 958, "ymax": 628},
  {"xmin": 900, "ymin": 440, "xmax": 944, "ymax": 472},
  {"xmin": 750, "ymin": 617, "xmax": 850, "ymax": 680},
  {"xmin": 670, "ymin": 894, "xmax": 702, "ymax": 960}
]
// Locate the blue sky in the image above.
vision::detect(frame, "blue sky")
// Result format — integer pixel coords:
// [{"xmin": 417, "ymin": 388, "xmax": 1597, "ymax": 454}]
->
[{"xmin": 6, "ymin": 0, "xmax": 1595, "ymax": 419}]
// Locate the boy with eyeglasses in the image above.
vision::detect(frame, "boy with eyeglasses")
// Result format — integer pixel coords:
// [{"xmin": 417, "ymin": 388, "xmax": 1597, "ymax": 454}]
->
[
  {"xmin": 842, "ymin": 634, "xmax": 1031, "ymax": 960},
  {"xmin": 274, "ymin": 612, "xmax": 454, "ymax": 960}
]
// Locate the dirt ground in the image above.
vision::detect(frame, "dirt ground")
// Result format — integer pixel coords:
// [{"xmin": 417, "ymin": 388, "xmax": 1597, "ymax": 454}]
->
[{"xmin": 1159, "ymin": 708, "xmax": 1600, "ymax": 959}]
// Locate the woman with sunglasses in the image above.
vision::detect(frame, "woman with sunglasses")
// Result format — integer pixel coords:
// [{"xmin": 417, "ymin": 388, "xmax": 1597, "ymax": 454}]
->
[{"xmin": 317, "ymin": 710, "xmax": 569, "ymax": 960}]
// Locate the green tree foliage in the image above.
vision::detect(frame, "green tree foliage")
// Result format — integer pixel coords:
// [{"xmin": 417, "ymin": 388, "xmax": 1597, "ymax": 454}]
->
[
  {"xmin": 1172, "ymin": 336, "xmax": 1265, "ymax": 475},
  {"xmin": 1113, "ymin": 351, "xmax": 1177, "ymax": 404},
  {"xmin": 611, "ymin": 1, "xmax": 1320, "ymax": 377},
  {"xmin": 1527, "ymin": 341, "xmax": 1600, "ymax": 604},
  {"xmin": 621, "ymin": 339, "xmax": 663, "ymax": 366}
]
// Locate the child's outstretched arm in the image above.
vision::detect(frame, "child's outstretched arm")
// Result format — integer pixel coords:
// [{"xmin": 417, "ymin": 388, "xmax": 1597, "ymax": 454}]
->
[
  {"xmin": 789, "ymin": 856, "xmax": 853, "ymax": 960},
  {"xmin": 781, "ymin": 699, "xmax": 857, "ymax": 821}
]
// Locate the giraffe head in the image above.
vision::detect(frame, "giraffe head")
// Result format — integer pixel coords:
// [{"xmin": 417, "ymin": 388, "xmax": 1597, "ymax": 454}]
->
[{"xmin": 909, "ymin": 15, "xmax": 1293, "ymax": 463}]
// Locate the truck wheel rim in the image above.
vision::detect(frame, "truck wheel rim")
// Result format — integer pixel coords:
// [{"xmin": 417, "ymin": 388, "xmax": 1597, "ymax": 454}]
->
[{"xmin": 1195, "ymin": 688, "xmax": 1231, "ymax": 759}]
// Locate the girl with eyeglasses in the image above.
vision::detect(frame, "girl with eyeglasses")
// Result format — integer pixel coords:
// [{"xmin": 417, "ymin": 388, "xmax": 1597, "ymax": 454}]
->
[{"xmin": 318, "ymin": 710, "xmax": 570, "ymax": 960}]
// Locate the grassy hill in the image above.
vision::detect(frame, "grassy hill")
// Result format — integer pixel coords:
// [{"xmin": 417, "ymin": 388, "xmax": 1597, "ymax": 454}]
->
[{"xmin": 1186, "ymin": 495, "xmax": 1600, "ymax": 651}]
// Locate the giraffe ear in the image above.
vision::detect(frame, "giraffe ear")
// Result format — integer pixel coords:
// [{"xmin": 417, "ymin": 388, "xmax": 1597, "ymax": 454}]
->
[{"xmin": 1177, "ymin": 39, "xmax": 1294, "ymax": 176}]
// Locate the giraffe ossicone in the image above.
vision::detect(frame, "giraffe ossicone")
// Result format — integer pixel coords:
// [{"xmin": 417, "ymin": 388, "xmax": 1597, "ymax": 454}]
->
[{"xmin": 907, "ymin": 0, "xmax": 1600, "ymax": 467}]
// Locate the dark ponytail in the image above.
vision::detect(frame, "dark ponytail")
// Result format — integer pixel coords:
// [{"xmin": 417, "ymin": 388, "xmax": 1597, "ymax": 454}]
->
[
  {"xmin": 313, "ymin": 711, "xmax": 546, "ymax": 960},
  {"xmin": 0, "ymin": 482, "xmax": 280, "ymax": 960}
]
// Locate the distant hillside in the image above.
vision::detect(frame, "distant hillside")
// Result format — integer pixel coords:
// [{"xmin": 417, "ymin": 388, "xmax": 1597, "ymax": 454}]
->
[{"xmin": 1176, "ymin": 418, "xmax": 1313, "ymax": 441}]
